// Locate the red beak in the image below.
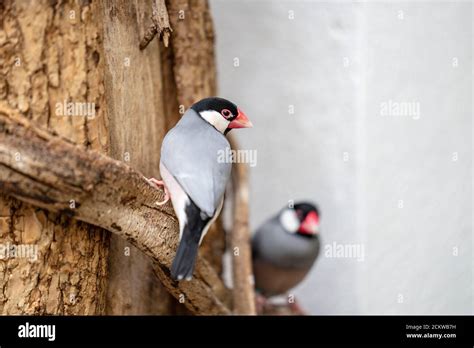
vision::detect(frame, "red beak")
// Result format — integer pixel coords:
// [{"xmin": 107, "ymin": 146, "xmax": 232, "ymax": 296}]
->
[
  {"xmin": 298, "ymin": 211, "xmax": 320, "ymax": 235},
  {"xmin": 228, "ymin": 108, "xmax": 253, "ymax": 129}
]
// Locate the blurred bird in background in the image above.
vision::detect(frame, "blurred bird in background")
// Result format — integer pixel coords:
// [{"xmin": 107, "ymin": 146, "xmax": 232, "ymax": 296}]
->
[
  {"xmin": 252, "ymin": 202, "xmax": 321, "ymax": 314},
  {"xmin": 148, "ymin": 97, "xmax": 252, "ymax": 281}
]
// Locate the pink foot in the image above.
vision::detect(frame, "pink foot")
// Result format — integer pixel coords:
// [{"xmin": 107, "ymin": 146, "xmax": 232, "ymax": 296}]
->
[
  {"xmin": 289, "ymin": 298, "xmax": 307, "ymax": 315},
  {"xmin": 147, "ymin": 178, "xmax": 170, "ymax": 206},
  {"xmin": 255, "ymin": 293, "xmax": 267, "ymax": 315}
]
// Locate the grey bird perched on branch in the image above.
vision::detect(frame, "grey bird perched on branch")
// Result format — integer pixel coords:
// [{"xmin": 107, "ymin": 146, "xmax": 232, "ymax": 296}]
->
[
  {"xmin": 148, "ymin": 97, "xmax": 253, "ymax": 281},
  {"xmin": 252, "ymin": 202, "xmax": 320, "ymax": 314}
]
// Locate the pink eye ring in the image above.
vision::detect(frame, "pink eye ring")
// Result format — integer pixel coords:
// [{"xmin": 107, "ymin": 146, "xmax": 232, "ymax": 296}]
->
[{"xmin": 221, "ymin": 109, "xmax": 232, "ymax": 119}]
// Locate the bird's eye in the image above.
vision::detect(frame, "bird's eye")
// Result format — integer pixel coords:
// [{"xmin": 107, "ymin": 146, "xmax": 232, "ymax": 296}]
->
[{"xmin": 221, "ymin": 109, "xmax": 232, "ymax": 119}]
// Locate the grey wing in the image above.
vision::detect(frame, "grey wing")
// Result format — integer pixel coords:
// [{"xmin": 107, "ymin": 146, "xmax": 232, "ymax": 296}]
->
[
  {"xmin": 179, "ymin": 154, "xmax": 230, "ymax": 217},
  {"xmin": 160, "ymin": 115, "xmax": 231, "ymax": 217}
]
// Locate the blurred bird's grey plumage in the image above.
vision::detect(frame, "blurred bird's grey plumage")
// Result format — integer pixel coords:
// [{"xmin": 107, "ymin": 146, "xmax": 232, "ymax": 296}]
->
[{"xmin": 252, "ymin": 210, "xmax": 320, "ymax": 297}]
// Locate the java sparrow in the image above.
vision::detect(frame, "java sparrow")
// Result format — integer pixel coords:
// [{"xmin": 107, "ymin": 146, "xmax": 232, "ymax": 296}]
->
[
  {"xmin": 252, "ymin": 202, "xmax": 320, "ymax": 300},
  {"xmin": 148, "ymin": 97, "xmax": 252, "ymax": 281}
]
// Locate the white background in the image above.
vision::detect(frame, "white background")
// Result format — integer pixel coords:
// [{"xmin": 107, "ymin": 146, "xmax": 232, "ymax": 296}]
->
[{"xmin": 211, "ymin": 0, "xmax": 472, "ymax": 314}]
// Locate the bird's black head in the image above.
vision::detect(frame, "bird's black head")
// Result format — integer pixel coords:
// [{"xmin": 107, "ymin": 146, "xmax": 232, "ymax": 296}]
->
[
  {"xmin": 191, "ymin": 97, "xmax": 252, "ymax": 134},
  {"xmin": 280, "ymin": 201, "xmax": 320, "ymax": 237}
]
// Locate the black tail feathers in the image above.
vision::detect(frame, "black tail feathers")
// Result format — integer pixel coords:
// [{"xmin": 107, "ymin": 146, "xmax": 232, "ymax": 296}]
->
[
  {"xmin": 170, "ymin": 235, "xmax": 199, "ymax": 281},
  {"xmin": 171, "ymin": 200, "xmax": 210, "ymax": 281}
]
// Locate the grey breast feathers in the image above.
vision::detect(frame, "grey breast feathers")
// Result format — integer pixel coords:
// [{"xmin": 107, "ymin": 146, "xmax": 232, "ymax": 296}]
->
[
  {"xmin": 252, "ymin": 216, "xmax": 320, "ymax": 269},
  {"xmin": 160, "ymin": 109, "xmax": 232, "ymax": 217}
]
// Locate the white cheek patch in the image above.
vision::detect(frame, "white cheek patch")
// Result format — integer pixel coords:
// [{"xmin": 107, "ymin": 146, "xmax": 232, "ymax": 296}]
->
[
  {"xmin": 200, "ymin": 110, "xmax": 230, "ymax": 134},
  {"xmin": 280, "ymin": 209, "xmax": 300, "ymax": 233}
]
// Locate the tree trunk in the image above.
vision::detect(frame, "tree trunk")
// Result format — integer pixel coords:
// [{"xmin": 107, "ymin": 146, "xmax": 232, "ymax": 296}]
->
[
  {"xmin": 100, "ymin": 0, "xmax": 177, "ymax": 315},
  {"xmin": 0, "ymin": 0, "xmax": 109, "ymax": 315},
  {"xmin": 0, "ymin": 0, "xmax": 223, "ymax": 315}
]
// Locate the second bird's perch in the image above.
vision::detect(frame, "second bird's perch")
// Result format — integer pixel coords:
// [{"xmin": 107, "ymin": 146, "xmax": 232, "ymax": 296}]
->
[{"xmin": 229, "ymin": 136, "xmax": 257, "ymax": 315}]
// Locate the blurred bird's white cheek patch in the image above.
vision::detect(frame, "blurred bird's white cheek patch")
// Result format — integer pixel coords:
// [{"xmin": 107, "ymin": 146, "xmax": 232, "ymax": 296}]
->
[{"xmin": 217, "ymin": 148, "xmax": 258, "ymax": 167}]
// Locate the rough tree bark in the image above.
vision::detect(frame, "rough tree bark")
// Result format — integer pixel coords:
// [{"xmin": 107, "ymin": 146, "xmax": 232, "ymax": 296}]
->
[
  {"xmin": 100, "ymin": 0, "xmax": 176, "ymax": 316},
  {"xmin": 0, "ymin": 0, "xmax": 109, "ymax": 315},
  {"xmin": 0, "ymin": 0, "xmax": 226, "ymax": 315}
]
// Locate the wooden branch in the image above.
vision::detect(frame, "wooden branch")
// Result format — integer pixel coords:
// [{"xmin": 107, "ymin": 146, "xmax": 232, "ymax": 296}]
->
[
  {"xmin": 139, "ymin": 0, "xmax": 172, "ymax": 50},
  {"xmin": 229, "ymin": 136, "xmax": 256, "ymax": 315},
  {"xmin": 0, "ymin": 105, "xmax": 230, "ymax": 315}
]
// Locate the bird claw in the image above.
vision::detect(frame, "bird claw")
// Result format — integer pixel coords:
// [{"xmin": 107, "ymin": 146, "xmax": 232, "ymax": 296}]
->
[
  {"xmin": 289, "ymin": 298, "xmax": 307, "ymax": 315},
  {"xmin": 255, "ymin": 293, "xmax": 267, "ymax": 315},
  {"xmin": 147, "ymin": 178, "xmax": 170, "ymax": 205}
]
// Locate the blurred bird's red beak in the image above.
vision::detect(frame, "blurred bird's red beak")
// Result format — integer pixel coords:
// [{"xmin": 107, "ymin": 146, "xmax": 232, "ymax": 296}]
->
[
  {"xmin": 228, "ymin": 108, "xmax": 253, "ymax": 129},
  {"xmin": 298, "ymin": 211, "xmax": 320, "ymax": 235}
]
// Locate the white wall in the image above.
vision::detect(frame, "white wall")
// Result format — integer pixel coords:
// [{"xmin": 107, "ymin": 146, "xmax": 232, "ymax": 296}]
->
[{"xmin": 210, "ymin": 0, "xmax": 472, "ymax": 314}]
